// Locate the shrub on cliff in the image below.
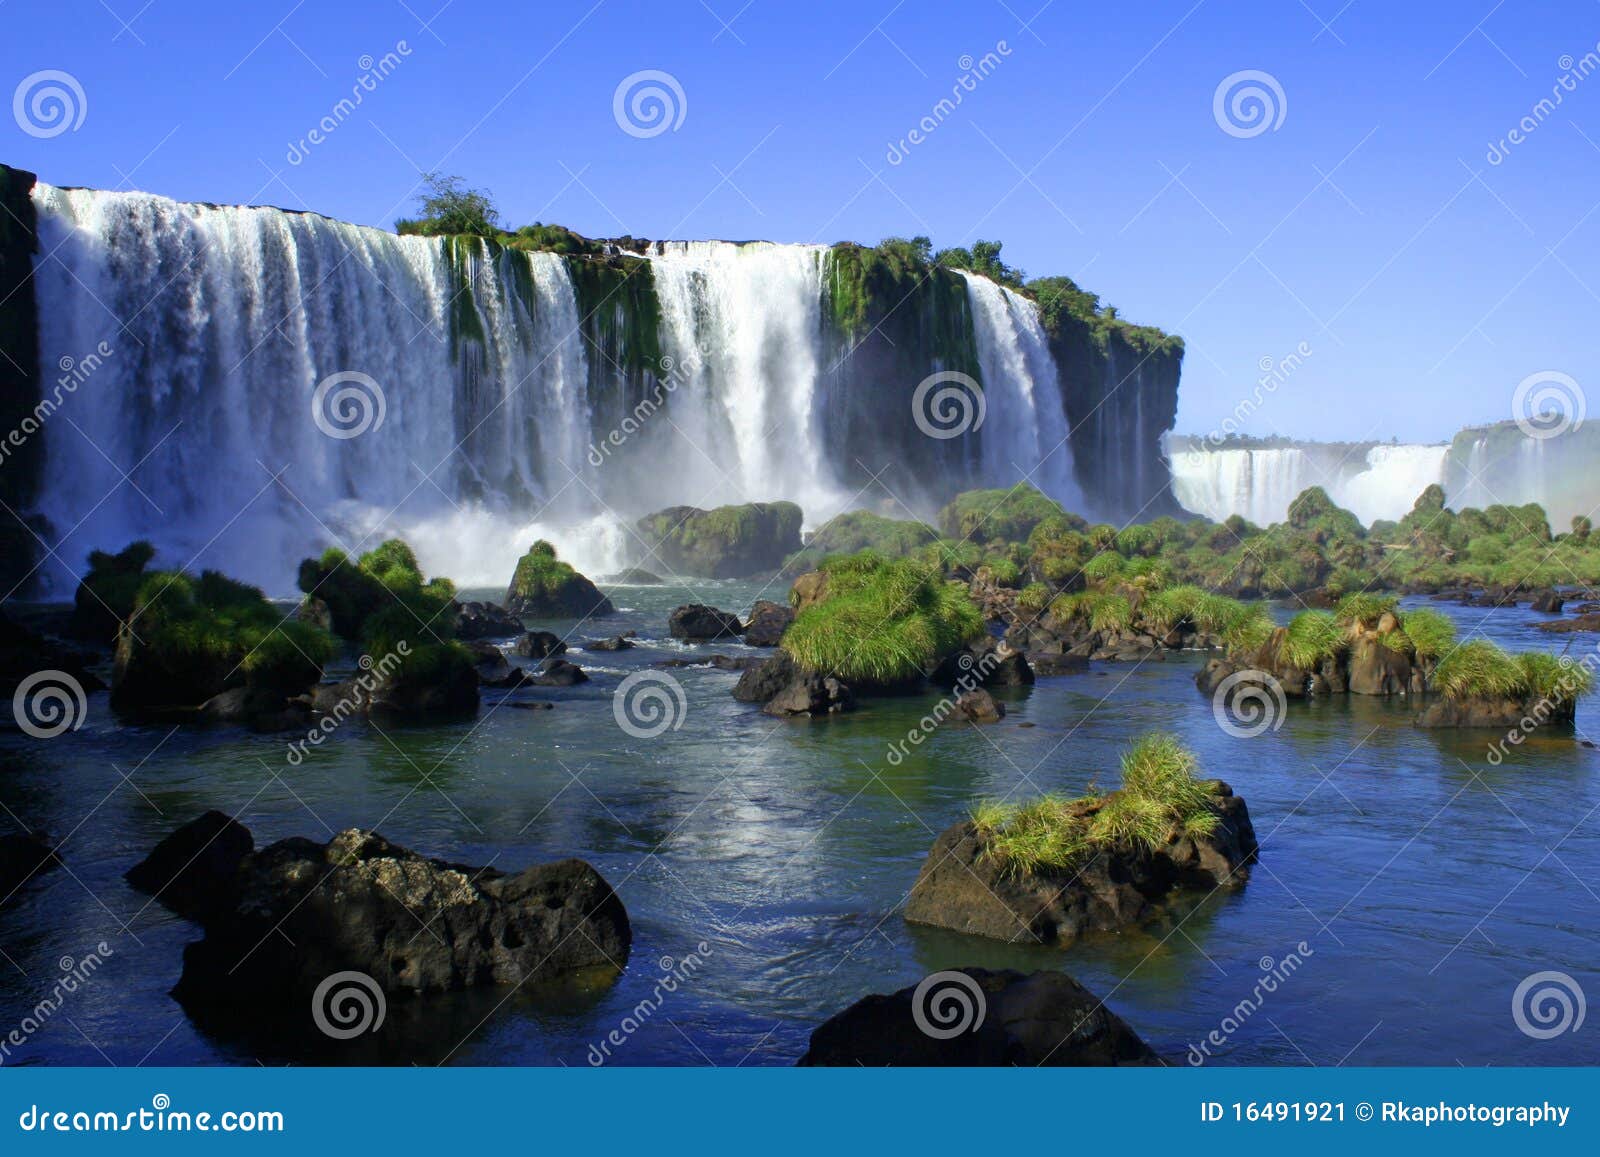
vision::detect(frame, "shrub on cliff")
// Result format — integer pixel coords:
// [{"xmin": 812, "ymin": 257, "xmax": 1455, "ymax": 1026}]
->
[
  {"xmin": 782, "ymin": 552, "xmax": 984, "ymax": 685},
  {"xmin": 395, "ymin": 172, "xmax": 499, "ymax": 238}
]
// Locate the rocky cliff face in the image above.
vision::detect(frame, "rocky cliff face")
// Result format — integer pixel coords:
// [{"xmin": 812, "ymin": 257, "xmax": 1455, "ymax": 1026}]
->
[
  {"xmin": 0, "ymin": 165, "xmax": 40, "ymax": 593},
  {"xmin": 1049, "ymin": 315, "xmax": 1184, "ymax": 522}
]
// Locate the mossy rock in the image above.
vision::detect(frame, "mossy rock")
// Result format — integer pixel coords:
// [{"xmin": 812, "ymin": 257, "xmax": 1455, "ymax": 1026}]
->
[
  {"xmin": 506, "ymin": 540, "xmax": 613, "ymax": 618},
  {"xmin": 936, "ymin": 486, "xmax": 1069, "ymax": 546},
  {"xmin": 782, "ymin": 510, "xmax": 937, "ymax": 574},
  {"xmin": 636, "ymin": 501, "xmax": 803, "ymax": 579}
]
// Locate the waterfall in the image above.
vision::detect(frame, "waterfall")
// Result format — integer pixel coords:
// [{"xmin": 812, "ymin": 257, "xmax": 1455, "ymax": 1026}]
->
[
  {"xmin": 28, "ymin": 183, "xmax": 622, "ymax": 594},
  {"xmin": 959, "ymin": 273, "xmax": 1082, "ymax": 510},
  {"xmin": 643, "ymin": 240, "xmax": 847, "ymax": 518},
  {"xmin": 1169, "ymin": 442, "xmax": 1450, "ymax": 527},
  {"xmin": 1168, "ymin": 447, "xmax": 1317, "ymax": 525},
  {"xmin": 23, "ymin": 182, "xmax": 1108, "ymax": 596},
  {"xmin": 1336, "ymin": 444, "xmax": 1449, "ymax": 525}
]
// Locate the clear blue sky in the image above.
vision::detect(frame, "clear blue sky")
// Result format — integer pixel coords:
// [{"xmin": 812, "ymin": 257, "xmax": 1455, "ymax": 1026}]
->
[{"xmin": 5, "ymin": 0, "xmax": 1598, "ymax": 442}]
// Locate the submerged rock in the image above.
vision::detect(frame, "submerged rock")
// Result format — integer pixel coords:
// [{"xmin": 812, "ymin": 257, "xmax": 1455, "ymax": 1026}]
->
[
  {"xmin": 601, "ymin": 568, "xmax": 662, "ymax": 585},
  {"xmin": 763, "ymin": 669, "xmax": 854, "ymax": 717},
  {"xmin": 1539, "ymin": 613, "xmax": 1600, "ymax": 634},
  {"xmin": 125, "ymin": 810, "xmax": 253, "ymax": 920},
  {"xmin": 172, "ymin": 826, "xmax": 630, "ymax": 1014},
  {"xmin": 1414, "ymin": 695, "xmax": 1576, "ymax": 729},
  {"xmin": 905, "ymin": 785, "xmax": 1257, "ymax": 947},
  {"xmin": 798, "ymin": 967, "xmax": 1159, "ymax": 1066},
  {"xmin": 586, "ymin": 635, "xmax": 634, "ymax": 652},
  {"xmin": 952, "ymin": 688, "xmax": 1005, "ymax": 723},
  {"xmin": 742, "ymin": 600, "xmax": 795, "ymax": 647},
  {"xmin": 668, "ymin": 604, "xmax": 743, "ymax": 641},
  {"xmin": 1530, "ymin": 590, "xmax": 1566, "ymax": 614}
]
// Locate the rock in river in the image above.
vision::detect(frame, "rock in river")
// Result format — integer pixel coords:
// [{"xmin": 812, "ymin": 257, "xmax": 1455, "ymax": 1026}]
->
[
  {"xmin": 799, "ymin": 967, "xmax": 1159, "ymax": 1066},
  {"xmin": 172, "ymin": 826, "xmax": 630, "ymax": 1013}
]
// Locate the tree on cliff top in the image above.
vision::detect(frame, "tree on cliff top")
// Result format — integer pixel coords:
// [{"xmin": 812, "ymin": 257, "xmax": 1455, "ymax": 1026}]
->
[{"xmin": 396, "ymin": 172, "xmax": 500, "ymax": 238}]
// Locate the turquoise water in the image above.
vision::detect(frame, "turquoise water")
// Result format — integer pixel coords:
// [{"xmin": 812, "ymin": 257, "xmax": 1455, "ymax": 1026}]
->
[{"xmin": 1, "ymin": 586, "xmax": 1596, "ymax": 1066}]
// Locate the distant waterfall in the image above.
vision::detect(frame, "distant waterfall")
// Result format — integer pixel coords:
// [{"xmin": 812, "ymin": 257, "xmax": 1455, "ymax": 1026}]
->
[
  {"xmin": 1169, "ymin": 442, "xmax": 1449, "ymax": 526},
  {"xmin": 959, "ymin": 273, "xmax": 1082, "ymax": 510}
]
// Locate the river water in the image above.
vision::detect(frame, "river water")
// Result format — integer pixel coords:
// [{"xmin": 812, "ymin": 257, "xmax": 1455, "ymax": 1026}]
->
[{"xmin": 1, "ymin": 587, "xmax": 1595, "ymax": 1066}]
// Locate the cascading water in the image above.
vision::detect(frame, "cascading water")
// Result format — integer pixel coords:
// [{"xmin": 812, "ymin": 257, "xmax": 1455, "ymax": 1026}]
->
[
  {"xmin": 644, "ymin": 241, "xmax": 848, "ymax": 519},
  {"xmin": 28, "ymin": 183, "xmax": 625, "ymax": 594},
  {"xmin": 1168, "ymin": 446, "xmax": 1317, "ymax": 526},
  {"xmin": 24, "ymin": 183, "xmax": 1102, "ymax": 596},
  {"xmin": 958, "ymin": 273, "xmax": 1082, "ymax": 510},
  {"xmin": 1168, "ymin": 441, "xmax": 1450, "ymax": 527}
]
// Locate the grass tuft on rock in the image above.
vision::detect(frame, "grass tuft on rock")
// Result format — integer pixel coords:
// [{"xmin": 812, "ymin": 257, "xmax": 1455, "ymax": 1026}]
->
[
  {"xmin": 1398, "ymin": 608, "xmax": 1456, "ymax": 659},
  {"xmin": 1431, "ymin": 639, "xmax": 1530, "ymax": 701},
  {"xmin": 1334, "ymin": 592, "xmax": 1399, "ymax": 628},
  {"xmin": 781, "ymin": 551, "xmax": 984, "ymax": 685},
  {"xmin": 1280, "ymin": 610, "xmax": 1344, "ymax": 669},
  {"xmin": 972, "ymin": 732, "xmax": 1220, "ymax": 874}
]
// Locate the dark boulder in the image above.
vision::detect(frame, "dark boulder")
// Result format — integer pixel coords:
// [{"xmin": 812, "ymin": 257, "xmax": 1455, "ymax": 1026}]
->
[
  {"xmin": 514, "ymin": 631, "xmax": 567, "ymax": 658},
  {"xmin": 798, "ymin": 967, "xmax": 1159, "ymax": 1067},
  {"xmin": 742, "ymin": 600, "xmax": 794, "ymax": 647},
  {"xmin": 1414, "ymin": 695, "xmax": 1575, "ymax": 728},
  {"xmin": 668, "ymin": 604, "xmax": 743, "ymax": 641},
  {"xmin": 601, "ymin": 568, "xmax": 662, "ymax": 585},
  {"xmin": 763, "ymin": 669, "xmax": 854, "ymax": 717},
  {"xmin": 905, "ymin": 786, "xmax": 1257, "ymax": 947},
  {"xmin": 1539, "ymin": 613, "xmax": 1600, "ymax": 634},
  {"xmin": 125, "ymin": 811, "xmax": 253, "ymax": 920},
  {"xmin": 530, "ymin": 658, "xmax": 588, "ymax": 687},
  {"xmin": 454, "ymin": 601, "xmax": 524, "ymax": 640},
  {"xmin": 732, "ymin": 652, "xmax": 798, "ymax": 703},
  {"xmin": 198, "ymin": 687, "xmax": 313, "ymax": 732},
  {"xmin": 0, "ymin": 832, "xmax": 61, "ymax": 903},
  {"xmin": 952, "ymin": 688, "xmax": 1005, "ymax": 723},
  {"xmin": 587, "ymin": 635, "xmax": 634, "ymax": 652},
  {"xmin": 931, "ymin": 637, "xmax": 1033, "ymax": 689},
  {"xmin": 172, "ymin": 828, "xmax": 630, "ymax": 1015},
  {"xmin": 1027, "ymin": 652, "xmax": 1089, "ymax": 676}
]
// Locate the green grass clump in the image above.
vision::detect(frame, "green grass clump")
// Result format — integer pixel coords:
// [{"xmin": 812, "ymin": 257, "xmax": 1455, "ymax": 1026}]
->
[
  {"xmin": 1082, "ymin": 552, "xmax": 1126, "ymax": 584},
  {"xmin": 1515, "ymin": 652, "xmax": 1595, "ymax": 708},
  {"xmin": 128, "ymin": 570, "xmax": 336, "ymax": 696},
  {"xmin": 781, "ymin": 551, "xmax": 984, "ymax": 685},
  {"xmin": 1431, "ymin": 639, "xmax": 1526, "ymax": 700},
  {"xmin": 1016, "ymin": 581, "xmax": 1052, "ymax": 616},
  {"xmin": 1398, "ymin": 608, "xmax": 1456, "ymax": 660},
  {"xmin": 1281, "ymin": 610, "xmax": 1344, "ymax": 669},
  {"xmin": 1140, "ymin": 584, "xmax": 1206, "ymax": 634},
  {"xmin": 1334, "ymin": 592, "xmax": 1399, "ymax": 628},
  {"xmin": 973, "ymin": 732, "xmax": 1220, "ymax": 874},
  {"xmin": 1089, "ymin": 593, "xmax": 1133, "ymax": 632}
]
